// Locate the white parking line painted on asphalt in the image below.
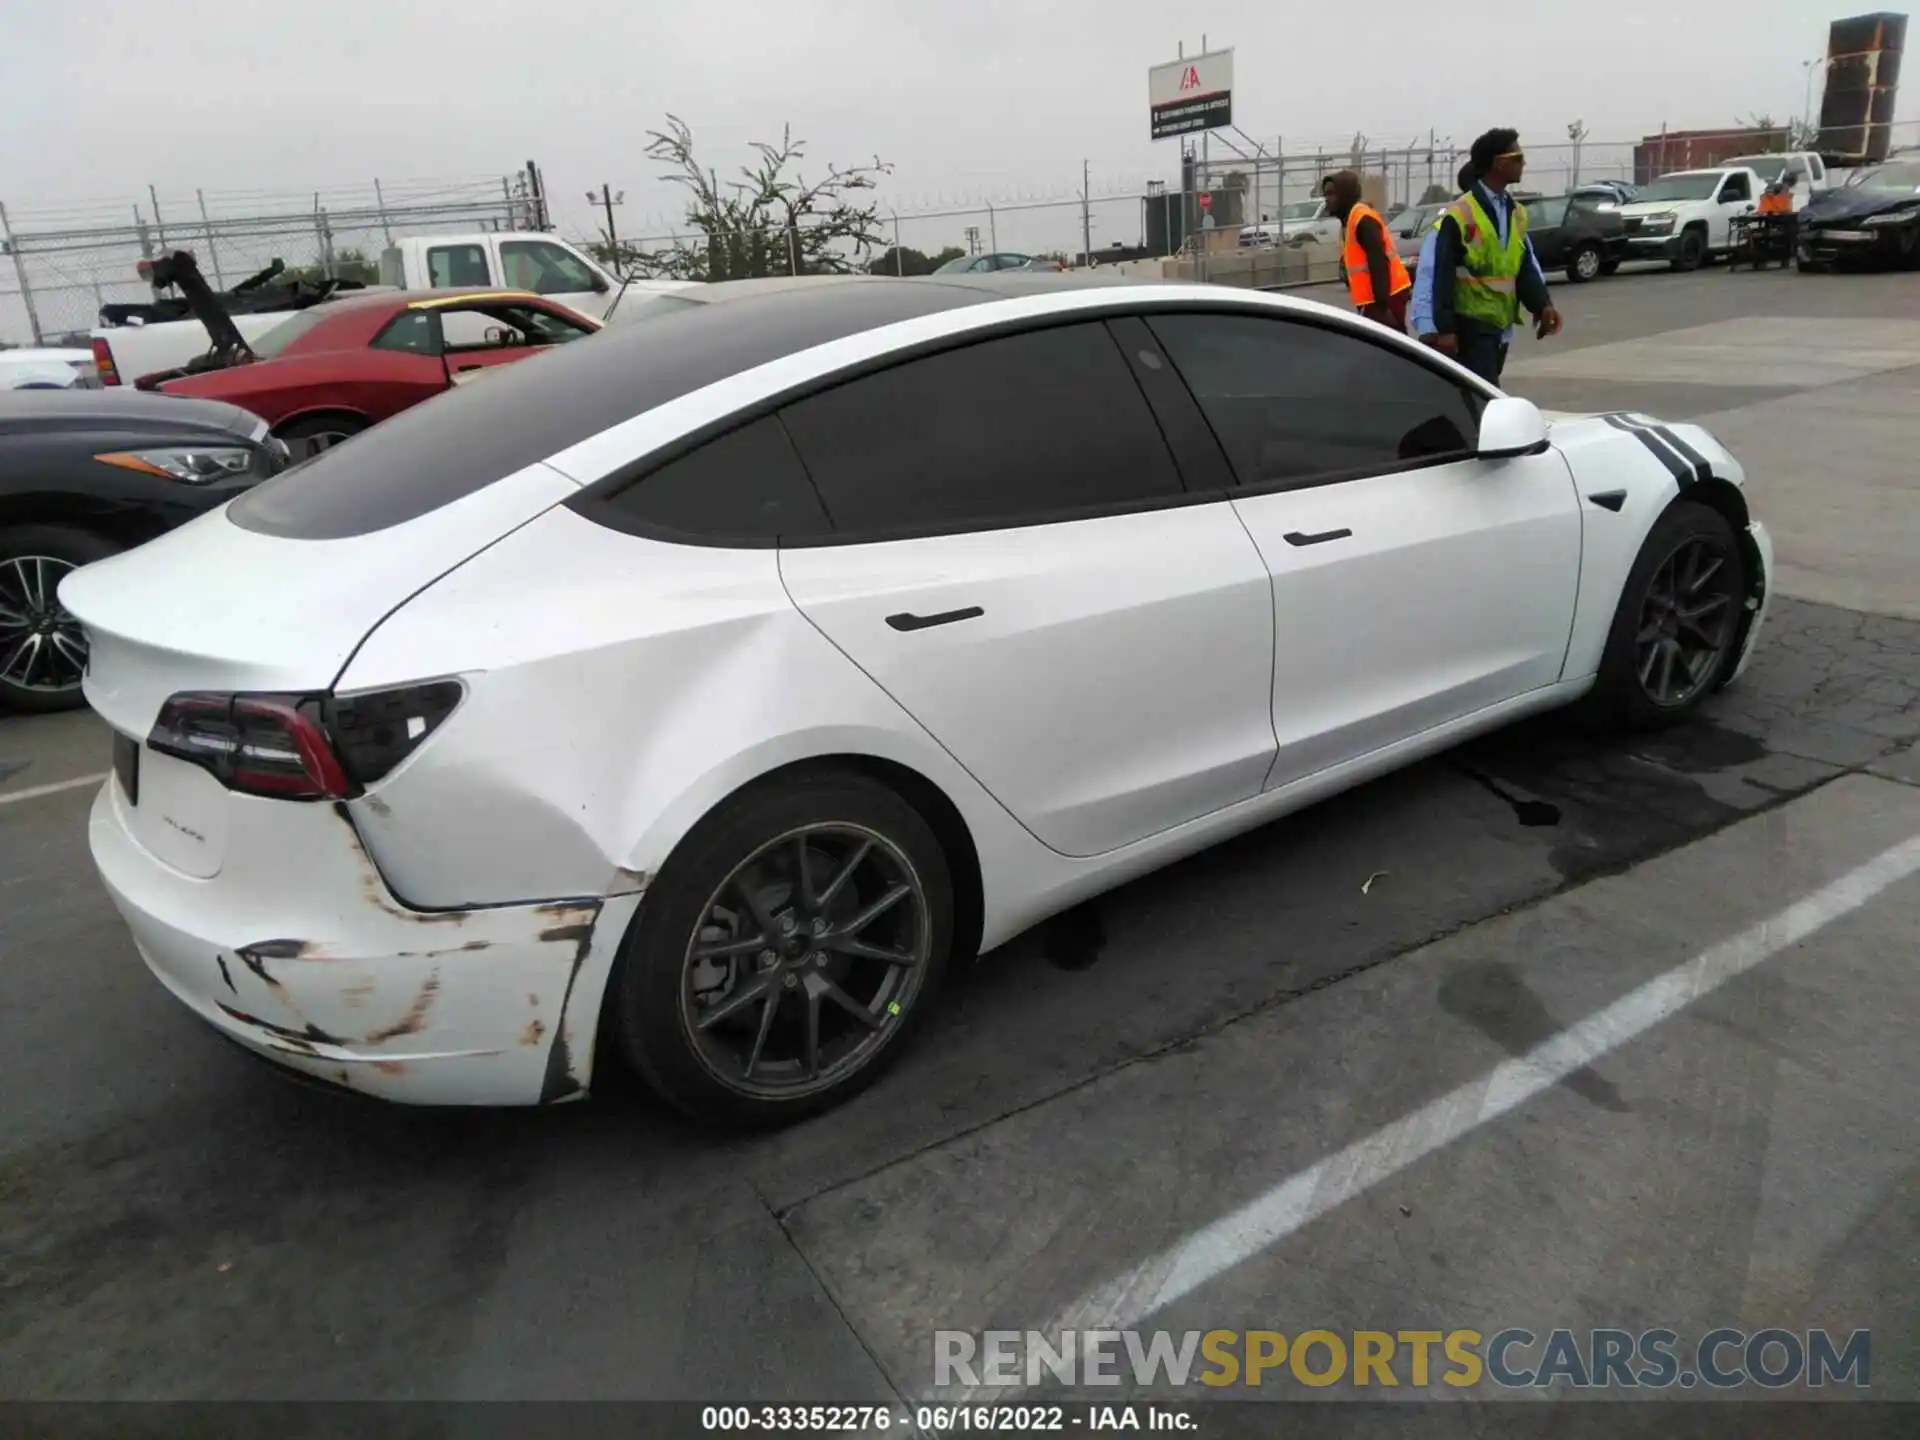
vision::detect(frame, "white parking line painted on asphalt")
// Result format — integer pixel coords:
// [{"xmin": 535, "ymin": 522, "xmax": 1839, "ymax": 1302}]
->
[
  {"xmin": 948, "ymin": 829, "xmax": 1920, "ymax": 1402},
  {"xmin": 0, "ymin": 773, "xmax": 106, "ymax": 808}
]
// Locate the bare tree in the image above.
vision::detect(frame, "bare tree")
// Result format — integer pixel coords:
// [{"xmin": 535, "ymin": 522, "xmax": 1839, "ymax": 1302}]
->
[{"xmin": 607, "ymin": 115, "xmax": 894, "ymax": 282}]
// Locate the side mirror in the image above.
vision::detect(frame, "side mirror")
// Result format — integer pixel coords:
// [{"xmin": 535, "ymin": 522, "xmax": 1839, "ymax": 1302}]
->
[
  {"xmin": 591, "ymin": 273, "xmax": 611, "ymax": 294},
  {"xmin": 1477, "ymin": 396, "xmax": 1550, "ymax": 459}
]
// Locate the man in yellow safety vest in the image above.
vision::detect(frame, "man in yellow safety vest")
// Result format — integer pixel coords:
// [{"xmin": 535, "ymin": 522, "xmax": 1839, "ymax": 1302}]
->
[{"xmin": 1419, "ymin": 128, "xmax": 1563, "ymax": 384}]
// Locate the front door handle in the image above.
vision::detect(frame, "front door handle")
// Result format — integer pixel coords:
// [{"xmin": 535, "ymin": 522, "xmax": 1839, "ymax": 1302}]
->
[
  {"xmin": 886, "ymin": 606, "xmax": 984, "ymax": 632},
  {"xmin": 1283, "ymin": 528, "xmax": 1353, "ymax": 547}
]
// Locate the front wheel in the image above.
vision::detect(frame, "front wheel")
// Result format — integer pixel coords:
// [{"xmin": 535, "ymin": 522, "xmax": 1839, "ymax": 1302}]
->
[
  {"xmin": 1584, "ymin": 502, "xmax": 1748, "ymax": 731},
  {"xmin": 1567, "ymin": 244, "xmax": 1603, "ymax": 283},
  {"xmin": 0, "ymin": 525, "xmax": 121, "ymax": 714},
  {"xmin": 609, "ymin": 771, "xmax": 955, "ymax": 1127},
  {"xmin": 1671, "ymin": 231, "xmax": 1706, "ymax": 272},
  {"xmin": 274, "ymin": 414, "xmax": 366, "ymax": 461}
]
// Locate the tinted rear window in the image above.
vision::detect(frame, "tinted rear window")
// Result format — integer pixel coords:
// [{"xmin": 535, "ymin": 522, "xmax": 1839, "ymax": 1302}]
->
[
  {"xmin": 778, "ymin": 321, "xmax": 1184, "ymax": 536},
  {"xmin": 227, "ymin": 280, "xmax": 990, "ymax": 540}
]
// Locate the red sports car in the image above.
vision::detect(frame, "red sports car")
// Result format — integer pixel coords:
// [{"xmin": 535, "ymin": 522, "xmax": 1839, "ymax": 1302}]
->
[{"xmin": 154, "ymin": 288, "xmax": 601, "ymax": 454}]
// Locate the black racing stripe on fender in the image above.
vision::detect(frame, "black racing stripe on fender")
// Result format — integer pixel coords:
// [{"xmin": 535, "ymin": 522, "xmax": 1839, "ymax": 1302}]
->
[
  {"xmin": 1651, "ymin": 425, "xmax": 1714, "ymax": 486},
  {"xmin": 1602, "ymin": 413, "xmax": 1691, "ymax": 487}
]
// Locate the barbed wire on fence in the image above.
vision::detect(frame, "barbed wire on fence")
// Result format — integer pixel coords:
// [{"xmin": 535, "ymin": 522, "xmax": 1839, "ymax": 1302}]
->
[{"xmin": 7, "ymin": 120, "xmax": 1918, "ymax": 344}]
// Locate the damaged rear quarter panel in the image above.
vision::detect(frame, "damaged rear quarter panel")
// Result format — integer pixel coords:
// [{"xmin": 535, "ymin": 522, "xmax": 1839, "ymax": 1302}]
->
[{"xmin": 331, "ymin": 506, "xmax": 1032, "ymax": 926}]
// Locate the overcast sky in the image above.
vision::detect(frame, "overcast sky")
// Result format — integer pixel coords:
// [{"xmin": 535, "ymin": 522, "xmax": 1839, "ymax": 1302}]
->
[{"xmin": 0, "ymin": 0, "xmax": 1891, "ymax": 247}]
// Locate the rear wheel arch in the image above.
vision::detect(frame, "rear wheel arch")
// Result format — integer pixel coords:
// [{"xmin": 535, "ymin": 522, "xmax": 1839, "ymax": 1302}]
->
[{"xmin": 586, "ymin": 751, "xmax": 985, "ymax": 1091}]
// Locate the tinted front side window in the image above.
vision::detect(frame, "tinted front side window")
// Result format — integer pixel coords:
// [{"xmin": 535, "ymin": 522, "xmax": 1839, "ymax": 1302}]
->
[
  {"xmin": 778, "ymin": 322, "xmax": 1183, "ymax": 536},
  {"xmin": 602, "ymin": 415, "xmax": 828, "ymax": 540},
  {"xmin": 1148, "ymin": 313, "xmax": 1480, "ymax": 490}
]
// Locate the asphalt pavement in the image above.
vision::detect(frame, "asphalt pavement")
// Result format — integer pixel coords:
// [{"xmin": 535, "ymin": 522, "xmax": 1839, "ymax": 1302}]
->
[{"xmin": 2, "ymin": 267, "xmax": 1918, "ymax": 1430}]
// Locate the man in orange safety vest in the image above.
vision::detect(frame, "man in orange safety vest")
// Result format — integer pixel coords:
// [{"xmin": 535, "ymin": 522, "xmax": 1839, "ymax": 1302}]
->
[{"xmin": 1322, "ymin": 169, "xmax": 1413, "ymax": 332}]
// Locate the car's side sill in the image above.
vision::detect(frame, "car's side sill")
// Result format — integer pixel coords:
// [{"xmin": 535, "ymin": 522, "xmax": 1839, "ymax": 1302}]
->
[{"xmin": 982, "ymin": 678, "xmax": 1593, "ymax": 950}]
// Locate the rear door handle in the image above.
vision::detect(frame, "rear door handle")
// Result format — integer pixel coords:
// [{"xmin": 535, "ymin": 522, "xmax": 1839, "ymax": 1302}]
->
[
  {"xmin": 1283, "ymin": 528, "xmax": 1353, "ymax": 547},
  {"xmin": 885, "ymin": 606, "xmax": 984, "ymax": 632}
]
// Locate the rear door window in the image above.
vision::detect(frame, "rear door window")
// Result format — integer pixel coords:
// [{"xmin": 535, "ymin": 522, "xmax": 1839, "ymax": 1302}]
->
[{"xmin": 777, "ymin": 321, "xmax": 1186, "ymax": 538}]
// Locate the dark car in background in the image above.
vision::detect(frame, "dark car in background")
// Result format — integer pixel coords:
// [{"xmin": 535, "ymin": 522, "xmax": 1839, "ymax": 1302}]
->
[
  {"xmin": 1521, "ymin": 194, "xmax": 1628, "ymax": 282},
  {"xmin": 0, "ymin": 390, "xmax": 287, "ymax": 712},
  {"xmin": 1796, "ymin": 161, "xmax": 1920, "ymax": 271}
]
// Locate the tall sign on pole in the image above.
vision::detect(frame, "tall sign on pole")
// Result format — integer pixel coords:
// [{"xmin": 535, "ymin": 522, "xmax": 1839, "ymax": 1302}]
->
[{"xmin": 1148, "ymin": 49, "xmax": 1234, "ymax": 140}]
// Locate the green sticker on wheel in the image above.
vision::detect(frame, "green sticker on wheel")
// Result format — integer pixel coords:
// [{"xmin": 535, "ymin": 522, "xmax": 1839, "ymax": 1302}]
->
[{"xmin": 887, "ymin": 1001, "xmax": 901, "ymax": 1016}]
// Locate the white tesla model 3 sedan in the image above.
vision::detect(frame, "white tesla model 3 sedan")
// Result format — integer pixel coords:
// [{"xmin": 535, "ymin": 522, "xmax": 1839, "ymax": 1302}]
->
[{"xmin": 61, "ymin": 275, "xmax": 1774, "ymax": 1126}]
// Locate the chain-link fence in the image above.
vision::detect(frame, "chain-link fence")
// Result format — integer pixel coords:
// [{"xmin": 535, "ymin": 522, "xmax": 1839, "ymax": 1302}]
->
[{"xmin": 1, "ymin": 169, "xmax": 544, "ymax": 346}]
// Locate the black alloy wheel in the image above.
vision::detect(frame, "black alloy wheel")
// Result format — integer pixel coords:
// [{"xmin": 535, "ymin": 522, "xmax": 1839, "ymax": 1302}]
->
[
  {"xmin": 1633, "ymin": 535, "xmax": 1741, "ymax": 710},
  {"xmin": 0, "ymin": 555, "xmax": 86, "ymax": 702},
  {"xmin": 610, "ymin": 771, "xmax": 954, "ymax": 1126},
  {"xmin": 1584, "ymin": 501, "xmax": 1749, "ymax": 732},
  {"xmin": 0, "ymin": 525, "xmax": 119, "ymax": 713},
  {"xmin": 679, "ymin": 823, "xmax": 932, "ymax": 1099}
]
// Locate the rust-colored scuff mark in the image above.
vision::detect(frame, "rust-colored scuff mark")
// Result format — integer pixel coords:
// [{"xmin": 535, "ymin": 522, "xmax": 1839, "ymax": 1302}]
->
[
  {"xmin": 533, "ymin": 899, "xmax": 599, "ymax": 925},
  {"xmin": 372, "ymin": 1060, "xmax": 407, "ymax": 1077},
  {"xmin": 610, "ymin": 865, "xmax": 651, "ymax": 893},
  {"xmin": 527, "ymin": 993, "xmax": 539, "ymax": 1007},
  {"xmin": 331, "ymin": 801, "xmax": 470, "ymax": 926},
  {"xmin": 521, "ymin": 1017, "xmax": 547, "ymax": 1047},
  {"xmin": 340, "ymin": 976, "xmax": 377, "ymax": 1009},
  {"xmin": 538, "ymin": 922, "xmax": 594, "ymax": 946},
  {"xmin": 363, "ymin": 969, "xmax": 442, "ymax": 1044}
]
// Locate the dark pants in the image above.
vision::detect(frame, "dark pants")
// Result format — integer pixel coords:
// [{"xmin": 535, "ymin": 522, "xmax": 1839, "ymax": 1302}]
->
[{"xmin": 1456, "ymin": 324, "xmax": 1509, "ymax": 385}]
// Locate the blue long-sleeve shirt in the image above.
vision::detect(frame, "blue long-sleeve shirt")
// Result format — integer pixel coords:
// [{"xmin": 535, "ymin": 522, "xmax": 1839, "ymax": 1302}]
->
[
  {"xmin": 1424, "ymin": 182, "xmax": 1551, "ymax": 341},
  {"xmin": 1409, "ymin": 227, "xmax": 1441, "ymax": 335}
]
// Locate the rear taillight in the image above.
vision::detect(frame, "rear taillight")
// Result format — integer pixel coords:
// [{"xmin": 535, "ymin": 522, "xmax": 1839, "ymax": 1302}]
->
[
  {"xmin": 148, "ymin": 680, "xmax": 464, "ymax": 800},
  {"xmin": 325, "ymin": 680, "xmax": 464, "ymax": 786},
  {"xmin": 91, "ymin": 338, "xmax": 120, "ymax": 387},
  {"xmin": 149, "ymin": 692, "xmax": 353, "ymax": 801}
]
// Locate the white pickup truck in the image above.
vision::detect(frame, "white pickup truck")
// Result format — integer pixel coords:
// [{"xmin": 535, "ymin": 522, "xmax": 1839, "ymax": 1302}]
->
[
  {"xmin": 1616, "ymin": 166, "xmax": 1769, "ymax": 270},
  {"xmin": 91, "ymin": 231, "xmax": 687, "ymax": 388}
]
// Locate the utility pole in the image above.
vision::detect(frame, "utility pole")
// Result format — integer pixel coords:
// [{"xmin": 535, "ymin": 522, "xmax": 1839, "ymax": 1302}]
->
[
  {"xmin": 0, "ymin": 201, "xmax": 45, "ymax": 345},
  {"xmin": 148, "ymin": 184, "xmax": 169, "ymax": 252},
  {"xmin": 1081, "ymin": 160, "xmax": 1092, "ymax": 267},
  {"xmin": 1567, "ymin": 120, "xmax": 1588, "ymax": 191},
  {"xmin": 587, "ymin": 183, "xmax": 624, "ymax": 254},
  {"xmin": 1802, "ymin": 58, "xmax": 1822, "ymax": 146},
  {"xmin": 195, "ymin": 189, "xmax": 226, "ymax": 290},
  {"xmin": 374, "ymin": 178, "xmax": 394, "ymax": 244}
]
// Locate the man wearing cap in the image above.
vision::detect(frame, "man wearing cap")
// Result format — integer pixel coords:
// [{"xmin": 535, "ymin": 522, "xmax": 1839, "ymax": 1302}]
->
[
  {"xmin": 1322, "ymin": 170, "xmax": 1412, "ymax": 332},
  {"xmin": 1420, "ymin": 128, "xmax": 1562, "ymax": 384}
]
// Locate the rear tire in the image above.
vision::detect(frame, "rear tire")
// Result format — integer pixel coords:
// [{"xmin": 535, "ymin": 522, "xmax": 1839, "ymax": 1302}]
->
[
  {"xmin": 0, "ymin": 524, "xmax": 121, "ymax": 714},
  {"xmin": 1582, "ymin": 502, "xmax": 1748, "ymax": 732},
  {"xmin": 1671, "ymin": 230, "xmax": 1707, "ymax": 272},
  {"xmin": 609, "ymin": 770, "xmax": 955, "ymax": 1128},
  {"xmin": 274, "ymin": 414, "xmax": 366, "ymax": 461},
  {"xmin": 1567, "ymin": 244, "xmax": 1603, "ymax": 283}
]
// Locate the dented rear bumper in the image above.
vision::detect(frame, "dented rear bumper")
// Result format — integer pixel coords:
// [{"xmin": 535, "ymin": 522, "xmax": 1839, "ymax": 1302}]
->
[{"xmin": 88, "ymin": 777, "xmax": 641, "ymax": 1106}]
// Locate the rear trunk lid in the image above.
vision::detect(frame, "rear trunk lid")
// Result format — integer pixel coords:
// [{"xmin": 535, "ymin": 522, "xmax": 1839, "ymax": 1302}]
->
[{"xmin": 58, "ymin": 457, "xmax": 578, "ymax": 739}]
